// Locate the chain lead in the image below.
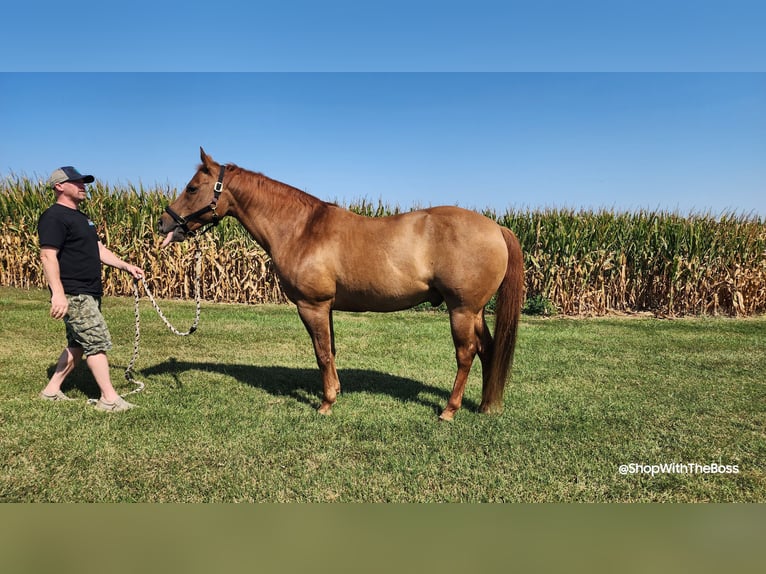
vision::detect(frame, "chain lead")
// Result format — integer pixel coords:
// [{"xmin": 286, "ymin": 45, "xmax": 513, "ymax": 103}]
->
[{"xmin": 123, "ymin": 239, "xmax": 203, "ymax": 396}]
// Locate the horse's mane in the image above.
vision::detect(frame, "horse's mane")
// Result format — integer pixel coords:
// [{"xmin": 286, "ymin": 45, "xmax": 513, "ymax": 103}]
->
[{"xmin": 224, "ymin": 162, "xmax": 327, "ymax": 210}]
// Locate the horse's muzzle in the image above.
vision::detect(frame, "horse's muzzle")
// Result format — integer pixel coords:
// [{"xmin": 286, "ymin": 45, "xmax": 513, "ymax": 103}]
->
[{"xmin": 158, "ymin": 215, "xmax": 186, "ymax": 247}]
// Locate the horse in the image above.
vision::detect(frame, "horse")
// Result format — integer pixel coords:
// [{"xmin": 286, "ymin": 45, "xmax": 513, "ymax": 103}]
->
[{"xmin": 159, "ymin": 148, "xmax": 525, "ymax": 420}]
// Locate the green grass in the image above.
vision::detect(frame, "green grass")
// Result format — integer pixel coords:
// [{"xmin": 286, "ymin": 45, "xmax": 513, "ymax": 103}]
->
[{"xmin": 1, "ymin": 286, "xmax": 764, "ymax": 502}]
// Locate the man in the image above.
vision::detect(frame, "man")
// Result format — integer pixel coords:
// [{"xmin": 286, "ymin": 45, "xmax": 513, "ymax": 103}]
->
[{"xmin": 38, "ymin": 166, "xmax": 144, "ymax": 412}]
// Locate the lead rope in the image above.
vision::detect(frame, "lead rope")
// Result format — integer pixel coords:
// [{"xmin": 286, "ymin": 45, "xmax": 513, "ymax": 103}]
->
[{"xmin": 122, "ymin": 238, "xmax": 203, "ymax": 397}]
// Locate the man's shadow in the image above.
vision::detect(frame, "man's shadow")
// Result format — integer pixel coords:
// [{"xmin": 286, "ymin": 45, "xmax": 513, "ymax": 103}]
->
[
  {"xmin": 48, "ymin": 362, "xmax": 100, "ymax": 399},
  {"xmin": 133, "ymin": 359, "xmax": 476, "ymax": 415}
]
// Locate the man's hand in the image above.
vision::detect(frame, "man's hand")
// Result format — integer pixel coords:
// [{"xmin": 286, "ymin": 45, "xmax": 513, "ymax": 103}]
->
[
  {"xmin": 124, "ymin": 264, "xmax": 144, "ymax": 280},
  {"xmin": 50, "ymin": 292, "xmax": 68, "ymax": 319}
]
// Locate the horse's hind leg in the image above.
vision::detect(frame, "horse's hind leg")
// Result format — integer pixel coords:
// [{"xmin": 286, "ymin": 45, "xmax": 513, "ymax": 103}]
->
[
  {"xmin": 440, "ymin": 308, "xmax": 481, "ymax": 421},
  {"xmin": 476, "ymin": 313, "xmax": 494, "ymax": 406},
  {"xmin": 329, "ymin": 311, "xmax": 339, "ymax": 394},
  {"xmin": 297, "ymin": 301, "xmax": 340, "ymax": 415}
]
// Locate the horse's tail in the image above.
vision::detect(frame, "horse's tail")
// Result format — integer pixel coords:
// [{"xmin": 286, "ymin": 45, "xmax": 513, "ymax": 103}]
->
[{"xmin": 480, "ymin": 226, "xmax": 525, "ymax": 414}]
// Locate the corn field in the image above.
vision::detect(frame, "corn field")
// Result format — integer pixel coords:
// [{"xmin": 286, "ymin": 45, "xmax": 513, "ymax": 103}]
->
[{"xmin": 2, "ymin": 175, "xmax": 765, "ymax": 316}]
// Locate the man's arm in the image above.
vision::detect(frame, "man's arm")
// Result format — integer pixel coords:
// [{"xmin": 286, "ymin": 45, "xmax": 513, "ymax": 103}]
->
[
  {"xmin": 98, "ymin": 242, "xmax": 144, "ymax": 279},
  {"xmin": 40, "ymin": 246, "xmax": 68, "ymax": 319}
]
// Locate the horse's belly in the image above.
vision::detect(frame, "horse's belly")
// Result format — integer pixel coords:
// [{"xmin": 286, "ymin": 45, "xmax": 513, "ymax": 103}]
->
[{"xmin": 332, "ymin": 281, "xmax": 439, "ymax": 312}]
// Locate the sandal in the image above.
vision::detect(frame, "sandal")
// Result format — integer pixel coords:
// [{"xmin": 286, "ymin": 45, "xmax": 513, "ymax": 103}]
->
[{"xmin": 39, "ymin": 390, "xmax": 74, "ymax": 401}]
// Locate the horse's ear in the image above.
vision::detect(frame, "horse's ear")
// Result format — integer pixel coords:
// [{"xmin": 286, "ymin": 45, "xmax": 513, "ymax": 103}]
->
[
  {"xmin": 200, "ymin": 147, "xmax": 212, "ymax": 166},
  {"xmin": 199, "ymin": 147, "xmax": 216, "ymax": 174}
]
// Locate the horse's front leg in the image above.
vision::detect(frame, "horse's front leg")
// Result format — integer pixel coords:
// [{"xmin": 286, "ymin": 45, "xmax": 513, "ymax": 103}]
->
[{"xmin": 297, "ymin": 301, "xmax": 340, "ymax": 415}]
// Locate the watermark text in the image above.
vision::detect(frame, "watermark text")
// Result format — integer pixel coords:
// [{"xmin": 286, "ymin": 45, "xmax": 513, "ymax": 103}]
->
[{"xmin": 618, "ymin": 462, "xmax": 739, "ymax": 477}]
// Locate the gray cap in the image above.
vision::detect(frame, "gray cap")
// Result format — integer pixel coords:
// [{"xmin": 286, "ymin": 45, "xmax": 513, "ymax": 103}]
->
[{"xmin": 48, "ymin": 166, "xmax": 95, "ymax": 186}]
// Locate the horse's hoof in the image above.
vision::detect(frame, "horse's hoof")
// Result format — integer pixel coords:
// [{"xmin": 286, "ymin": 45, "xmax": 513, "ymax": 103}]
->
[
  {"xmin": 438, "ymin": 410, "xmax": 455, "ymax": 422},
  {"xmin": 479, "ymin": 403, "xmax": 503, "ymax": 416},
  {"xmin": 317, "ymin": 403, "xmax": 333, "ymax": 415}
]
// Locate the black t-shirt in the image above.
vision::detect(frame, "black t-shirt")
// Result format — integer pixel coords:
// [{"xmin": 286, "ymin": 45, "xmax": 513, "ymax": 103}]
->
[{"xmin": 38, "ymin": 203, "xmax": 103, "ymax": 296}]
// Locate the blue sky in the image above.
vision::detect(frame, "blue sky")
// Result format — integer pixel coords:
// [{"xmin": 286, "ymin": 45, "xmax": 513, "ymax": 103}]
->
[
  {"xmin": 1, "ymin": 1, "xmax": 764, "ymax": 215},
  {"xmin": 2, "ymin": 0, "xmax": 764, "ymax": 72}
]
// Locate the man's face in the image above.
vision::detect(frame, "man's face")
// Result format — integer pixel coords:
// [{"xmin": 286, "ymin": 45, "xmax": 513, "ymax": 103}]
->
[{"xmin": 56, "ymin": 179, "xmax": 87, "ymax": 200}]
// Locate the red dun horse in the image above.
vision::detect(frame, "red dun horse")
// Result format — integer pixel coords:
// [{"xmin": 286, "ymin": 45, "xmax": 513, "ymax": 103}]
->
[{"xmin": 159, "ymin": 149, "xmax": 524, "ymax": 420}]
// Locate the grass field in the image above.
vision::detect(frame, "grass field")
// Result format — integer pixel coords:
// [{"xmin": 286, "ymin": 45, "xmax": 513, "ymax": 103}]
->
[{"xmin": 1, "ymin": 286, "xmax": 764, "ymax": 502}]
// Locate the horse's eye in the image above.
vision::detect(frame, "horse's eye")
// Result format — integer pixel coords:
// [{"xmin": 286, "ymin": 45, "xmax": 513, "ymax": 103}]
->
[{"xmin": 186, "ymin": 185, "xmax": 198, "ymax": 194}]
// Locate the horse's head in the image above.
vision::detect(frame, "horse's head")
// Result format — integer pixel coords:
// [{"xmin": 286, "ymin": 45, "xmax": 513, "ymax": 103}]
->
[{"xmin": 159, "ymin": 147, "xmax": 229, "ymax": 246}]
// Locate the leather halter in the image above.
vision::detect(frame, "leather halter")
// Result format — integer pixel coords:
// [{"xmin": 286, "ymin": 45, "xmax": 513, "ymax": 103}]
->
[{"xmin": 164, "ymin": 165, "xmax": 225, "ymax": 236}]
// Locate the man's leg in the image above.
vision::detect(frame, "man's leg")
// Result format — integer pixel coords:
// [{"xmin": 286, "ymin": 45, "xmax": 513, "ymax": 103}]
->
[
  {"xmin": 41, "ymin": 346, "xmax": 83, "ymax": 397},
  {"xmin": 85, "ymin": 352, "xmax": 121, "ymax": 404}
]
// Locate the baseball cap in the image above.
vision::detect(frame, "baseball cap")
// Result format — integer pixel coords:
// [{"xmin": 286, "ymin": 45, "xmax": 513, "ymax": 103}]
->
[{"xmin": 48, "ymin": 166, "xmax": 95, "ymax": 186}]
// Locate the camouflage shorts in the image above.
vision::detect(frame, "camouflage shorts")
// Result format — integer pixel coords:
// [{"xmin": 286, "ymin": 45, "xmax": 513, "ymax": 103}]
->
[{"xmin": 64, "ymin": 294, "xmax": 113, "ymax": 356}]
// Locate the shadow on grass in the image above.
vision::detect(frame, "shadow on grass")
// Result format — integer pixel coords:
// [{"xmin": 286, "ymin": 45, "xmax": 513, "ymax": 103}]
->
[
  {"xmin": 46, "ymin": 362, "xmax": 100, "ymax": 399},
  {"xmin": 48, "ymin": 359, "xmax": 471, "ymax": 414},
  {"xmin": 134, "ymin": 359, "xmax": 472, "ymax": 415}
]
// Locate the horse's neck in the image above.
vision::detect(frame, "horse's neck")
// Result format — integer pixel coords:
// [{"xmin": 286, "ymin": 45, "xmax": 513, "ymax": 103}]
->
[{"xmin": 228, "ymin": 173, "xmax": 319, "ymax": 256}]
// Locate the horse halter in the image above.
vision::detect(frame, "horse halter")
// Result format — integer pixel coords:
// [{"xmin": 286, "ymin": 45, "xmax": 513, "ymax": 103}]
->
[{"xmin": 164, "ymin": 165, "xmax": 226, "ymax": 236}]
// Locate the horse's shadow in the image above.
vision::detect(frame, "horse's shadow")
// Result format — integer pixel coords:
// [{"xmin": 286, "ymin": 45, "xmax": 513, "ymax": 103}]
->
[{"xmin": 134, "ymin": 359, "xmax": 477, "ymax": 415}]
